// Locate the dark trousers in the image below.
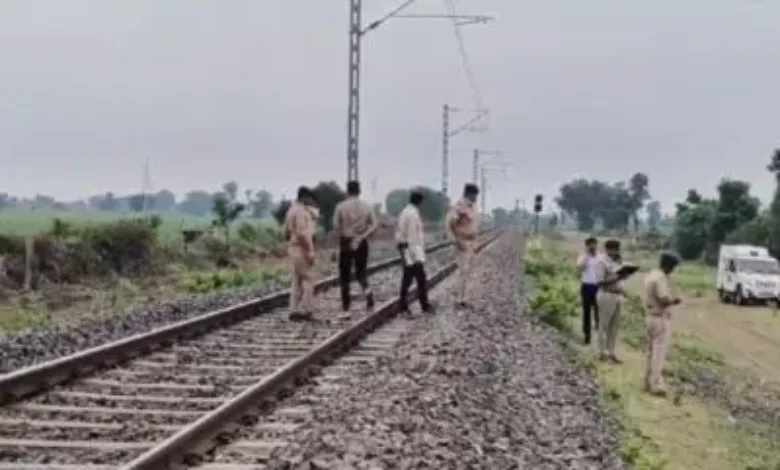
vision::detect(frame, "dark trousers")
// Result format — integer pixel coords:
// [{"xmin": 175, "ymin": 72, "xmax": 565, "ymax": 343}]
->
[
  {"xmin": 339, "ymin": 237, "xmax": 369, "ymax": 309},
  {"xmin": 397, "ymin": 247, "xmax": 430, "ymax": 312},
  {"xmin": 581, "ymin": 283, "xmax": 600, "ymax": 341}
]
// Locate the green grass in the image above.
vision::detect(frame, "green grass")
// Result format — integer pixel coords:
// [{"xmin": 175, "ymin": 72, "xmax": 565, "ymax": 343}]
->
[
  {"xmin": 525, "ymin": 238, "xmax": 780, "ymax": 469},
  {"xmin": 0, "ymin": 209, "xmax": 278, "ymax": 242}
]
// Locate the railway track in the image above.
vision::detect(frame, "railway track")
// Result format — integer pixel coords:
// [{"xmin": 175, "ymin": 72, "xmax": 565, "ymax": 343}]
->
[{"xmin": 0, "ymin": 229, "xmax": 502, "ymax": 470}]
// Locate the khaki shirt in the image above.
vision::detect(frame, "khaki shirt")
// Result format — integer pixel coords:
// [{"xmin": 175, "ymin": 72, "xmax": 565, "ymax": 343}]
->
[
  {"xmin": 446, "ymin": 199, "xmax": 478, "ymax": 241},
  {"xmin": 596, "ymin": 255, "xmax": 623, "ymax": 294},
  {"xmin": 645, "ymin": 268, "xmax": 674, "ymax": 318},
  {"xmin": 333, "ymin": 196, "xmax": 377, "ymax": 239},
  {"xmin": 283, "ymin": 201, "xmax": 316, "ymax": 250}
]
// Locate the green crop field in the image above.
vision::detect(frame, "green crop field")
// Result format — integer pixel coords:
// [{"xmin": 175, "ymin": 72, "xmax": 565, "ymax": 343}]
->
[{"xmin": 0, "ymin": 209, "xmax": 250, "ymax": 241}]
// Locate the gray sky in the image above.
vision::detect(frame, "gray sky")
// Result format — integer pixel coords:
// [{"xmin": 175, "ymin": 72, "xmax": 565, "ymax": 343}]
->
[{"xmin": 1, "ymin": 0, "xmax": 779, "ymax": 214}]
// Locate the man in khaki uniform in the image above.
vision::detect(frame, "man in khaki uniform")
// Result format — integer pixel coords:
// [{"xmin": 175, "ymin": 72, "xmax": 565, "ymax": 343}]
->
[
  {"xmin": 446, "ymin": 183, "xmax": 479, "ymax": 308},
  {"xmin": 644, "ymin": 252, "xmax": 682, "ymax": 396},
  {"xmin": 283, "ymin": 186, "xmax": 318, "ymax": 321},
  {"xmin": 596, "ymin": 239, "xmax": 625, "ymax": 363},
  {"xmin": 333, "ymin": 180, "xmax": 378, "ymax": 314}
]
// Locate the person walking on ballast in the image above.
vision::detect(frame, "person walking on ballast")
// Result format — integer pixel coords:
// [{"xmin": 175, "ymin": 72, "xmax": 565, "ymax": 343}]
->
[
  {"xmin": 396, "ymin": 190, "xmax": 435, "ymax": 317},
  {"xmin": 447, "ymin": 183, "xmax": 479, "ymax": 309},
  {"xmin": 333, "ymin": 180, "xmax": 378, "ymax": 317}
]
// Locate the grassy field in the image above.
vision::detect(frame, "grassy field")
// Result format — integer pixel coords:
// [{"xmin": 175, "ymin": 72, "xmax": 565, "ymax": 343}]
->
[
  {"xmin": 0, "ymin": 209, "xmax": 280, "ymax": 241},
  {"xmin": 525, "ymin": 235, "xmax": 780, "ymax": 469}
]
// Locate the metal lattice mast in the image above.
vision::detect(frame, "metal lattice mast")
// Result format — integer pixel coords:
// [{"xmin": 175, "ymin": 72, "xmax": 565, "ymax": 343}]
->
[
  {"xmin": 346, "ymin": 2, "xmax": 492, "ymax": 186},
  {"xmin": 346, "ymin": 0, "xmax": 362, "ymax": 182},
  {"xmin": 472, "ymin": 149, "xmax": 479, "ymax": 184},
  {"xmin": 442, "ymin": 104, "xmax": 450, "ymax": 195}
]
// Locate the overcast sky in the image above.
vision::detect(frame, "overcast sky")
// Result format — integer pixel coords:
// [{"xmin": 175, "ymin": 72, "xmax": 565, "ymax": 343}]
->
[{"xmin": 1, "ymin": 0, "xmax": 779, "ymax": 214}]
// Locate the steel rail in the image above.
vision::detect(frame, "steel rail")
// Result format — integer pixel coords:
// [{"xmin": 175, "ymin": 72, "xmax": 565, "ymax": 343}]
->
[
  {"xmin": 0, "ymin": 228, "xmax": 497, "ymax": 403},
  {"xmin": 121, "ymin": 229, "xmax": 504, "ymax": 470}
]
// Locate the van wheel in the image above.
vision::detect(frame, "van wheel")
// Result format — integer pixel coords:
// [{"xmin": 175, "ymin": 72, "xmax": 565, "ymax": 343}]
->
[
  {"xmin": 735, "ymin": 286, "xmax": 745, "ymax": 306},
  {"xmin": 718, "ymin": 289, "xmax": 729, "ymax": 303}
]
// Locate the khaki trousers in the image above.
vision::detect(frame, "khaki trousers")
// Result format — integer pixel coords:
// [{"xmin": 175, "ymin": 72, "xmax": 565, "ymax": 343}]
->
[
  {"xmin": 455, "ymin": 243, "xmax": 476, "ymax": 302},
  {"xmin": 597, "ymin": 291, "xmax": 623, "ymax": 356},
  {"xmin": 289, "ymin": 246, "xmax": 314, "ymax": 313},
  {"xmin": 645, "ymin": 315, "xmax": 672, "ymax": 391}
]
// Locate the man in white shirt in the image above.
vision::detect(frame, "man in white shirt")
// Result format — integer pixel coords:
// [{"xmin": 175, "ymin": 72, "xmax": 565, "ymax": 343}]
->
[
  {"xmin": 395, "ymin": 190, "xmax": 434, "ymax": 316},
  {"xmin": 576, "ymin": 236, "xmax": 601, "ymax": 344}
]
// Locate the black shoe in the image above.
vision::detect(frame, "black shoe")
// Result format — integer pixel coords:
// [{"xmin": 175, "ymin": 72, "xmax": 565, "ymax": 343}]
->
[
  {"xmin": 584, "ymin": 335, "xmax": 591, "ymax": 345},
  {"xmin": 366, "ymin": 292, "xmax": 375, "ymax": 309},
  {"xmin": 422, "ymin": 304, "xmax": 436, "ymax": 314}
]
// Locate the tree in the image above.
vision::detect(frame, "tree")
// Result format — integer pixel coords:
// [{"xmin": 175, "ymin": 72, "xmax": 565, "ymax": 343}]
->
[
  {"xmin": 646, "ymin": 200, "xmax": 662, "ymax": 232},
  {"xmin": 767, "ymin": 148, "xmax": 780, "ymax": 256},
  {"xmin": 709, "ymin": 179, "xmax": 759, "ymax": 247},
  {"xmin": 311, "ymin": 181, "xmax": 346, "ymax": 232},
  {"xmin": 556, "ymin": 179, "xmax": 604, "ymax": 231},
  {"xmin": 385, "ymin": 188, "xmax": 409, "ymax": 217},
  {"xmin": 178, "ymin": 190, "xmax": 213, "ymax": 216},
  {"xmin": 491, "ymin": 207, "xmax": 510, "ymax": 226},
  {"xmin": 272, "ymin": 200, "xmax": 292, "ymax": 226},
  {"xmin": 627, "ymin": 172, "xmax": 650, "ymax": 232},
  {"xmin": 211, "ymin": 189, "xmax": 246, "ymax": 251},
  {"xmin": 248, "ymin": 190, "xmax": 274, "ymax": 218},
  {"xmin": 128, "ymin": 194, "xmax": 145, "ymax": 213},
  {"xmin": 674, "ymin": 201, "xmax": 715, "ymax": 260},
  {"xmin": 414, "ymin": 186, "xmax": 449, "ymax": 222},
  {"xmin": 153, "ymin": 189, "xmax": 176, "ymax": 211},
  {"xmin": 596, "ymin": 182, "xmax": 633, "ymax": 232},
  {"xmin": 96, "ymin": 192, "xmax": 118, "ymax": 211},
  {"xmin": 0, "ymin": 193, "xmax": 8, "ymax": 212}
]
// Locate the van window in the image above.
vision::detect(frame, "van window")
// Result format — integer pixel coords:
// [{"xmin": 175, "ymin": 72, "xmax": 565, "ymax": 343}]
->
[
  {"xmin": 737, "ymin": 258, "xmax": 780, "ymax": 275},
  {"xmin": 727, "ymin": 259, "xmax": 736, "ymax": 272}
]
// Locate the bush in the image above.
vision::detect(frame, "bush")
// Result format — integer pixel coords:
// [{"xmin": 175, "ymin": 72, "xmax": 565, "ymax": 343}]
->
[
  {"xmin": 524, "ymin": 245, "xmax": 580, "ymax": 331},
  {"xmin": 76, "ymin": 218, "xmax": 158, "ymax": 276}
]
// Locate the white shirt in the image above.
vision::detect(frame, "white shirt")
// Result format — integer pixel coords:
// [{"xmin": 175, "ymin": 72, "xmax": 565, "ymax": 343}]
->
[
  {"xmin": 395, "ymin": 204, "xmax": 426, "ymax": 264},
  {"xmin": 578, "ymin": 252, "xmax": 600, "ymax": 284}
]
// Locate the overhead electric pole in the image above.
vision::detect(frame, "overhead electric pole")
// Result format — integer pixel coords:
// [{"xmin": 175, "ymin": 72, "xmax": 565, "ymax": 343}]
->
[
  {"xmin": 346, "ymin": 0, "xmax": 362, "ymax": 182},
  {"xmin": 441, "ymin": 105, "xmax": 489, "ymax": 197},
  {"xmin": 472, "ymin": 149, "xmax": 502, "ymax": 185},
  {"xmin": 346, "ymin": 1, "xmax": 493, "ymax": 183},
  {"xmin": 477, "ymin": 157, "xmax": 513, "ymax": 214}
]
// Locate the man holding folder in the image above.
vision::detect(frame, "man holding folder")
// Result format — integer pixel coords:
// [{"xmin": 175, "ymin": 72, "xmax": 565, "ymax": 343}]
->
[
  {"xmin": 596, "ymin": 239, "xmax": 638, "ymax": 363},
  {"xmin": 395, "ymin": 190, "xmax": 434, "ymax": 316}
]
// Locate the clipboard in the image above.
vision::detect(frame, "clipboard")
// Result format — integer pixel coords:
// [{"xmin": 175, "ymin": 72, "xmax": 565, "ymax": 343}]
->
[{"xmin": 615, "ymin": 263, "xmax": 640, "ymax": 280}]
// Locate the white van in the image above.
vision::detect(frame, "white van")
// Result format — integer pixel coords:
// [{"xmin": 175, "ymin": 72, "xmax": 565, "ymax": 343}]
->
[{"xmin": 717, "ymin": 244, "xmax": 780, "ymax": 305}]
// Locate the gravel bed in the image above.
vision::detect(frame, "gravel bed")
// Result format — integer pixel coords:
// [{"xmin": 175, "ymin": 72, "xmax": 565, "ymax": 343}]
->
[
  {"xmin": 0, "ymin": 238, "xmax": 444, "ymax": 373},
  {"xmin": 266, "ymin": 233, "xmax": 627, "ymax": 470},
  {"xmin": 0, "ymin": 248, "xmax": 462, "ymax": 467}
]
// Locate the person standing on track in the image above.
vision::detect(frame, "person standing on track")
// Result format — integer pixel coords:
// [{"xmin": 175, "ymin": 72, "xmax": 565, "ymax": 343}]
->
[
  {"xmin": 596, "ymin": 239, "xmax": 625, "ymax": 363},
  {"xmin": 396, "ymin": 190, "xmax": 435, "ymax": 316},
  {"xmin": 446, "ymin": 183, "xmax": 479, "ymax": 309},
  {"xmin": 643, "ymin": 251, "xmax": 682, "ymax": 397},
  {"xmin": 333, "ymin": 180, "xmax": 378, "ymax": 315},
  {"xmin": 283, "ymin": 186, "xmax": 318, "ymax": 321},
  {"xmin": 577, "ymin": 236, "xmax": 601, "ymax": 345}
]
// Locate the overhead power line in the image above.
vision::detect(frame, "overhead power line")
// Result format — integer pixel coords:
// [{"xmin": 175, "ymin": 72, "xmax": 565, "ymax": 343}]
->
[{"xmin": 444, "ymin": 0, "xmax": 486, "ymax": 111}]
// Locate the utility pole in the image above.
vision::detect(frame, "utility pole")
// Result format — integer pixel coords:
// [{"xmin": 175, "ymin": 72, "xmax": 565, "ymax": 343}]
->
[
  {"xmin": 441, "ymin": 105, "xmax": 489, "ymax": 197},
  {"xmin": 347, "ymin": 2, "xmax": 493, "ymax": 183},
  {"xmin": 480, "ymin": 168, "xmax": 487, "ymax": 213},
  {"xmin": 346, "ymin": 0, "xmax": 362, "ymax": 182},
  {"xmin": 472, "ymin": 148, "xmax": 479, "ymax": 184},
  {"xmin": 141, "ymin": 156, "xmax": 152, "ymax": 213},
  {"xmin": 474, "ymin": 152, "xmax": 510, "ymax": 214}
]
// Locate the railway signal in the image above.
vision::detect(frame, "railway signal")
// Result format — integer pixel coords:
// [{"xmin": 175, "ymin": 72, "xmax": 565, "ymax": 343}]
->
[{"xmin": 533, "ymin": 194, "xmax": 543, "ymax": 234}]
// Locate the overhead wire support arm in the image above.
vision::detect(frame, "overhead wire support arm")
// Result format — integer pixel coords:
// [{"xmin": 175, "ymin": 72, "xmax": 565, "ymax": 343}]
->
[{"xmin": 347, "ymin": 0, "xmax": 492, "ymax": 182}]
